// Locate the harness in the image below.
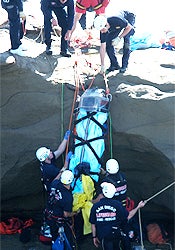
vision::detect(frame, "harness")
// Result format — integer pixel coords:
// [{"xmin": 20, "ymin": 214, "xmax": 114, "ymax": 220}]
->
[
  {"xmin": 76, "ymin": 0, "xmax": 103, "ymax": 11},
  {"xmin": 72, "ymin": 110, "xmax": 108, "ymax": 166}
]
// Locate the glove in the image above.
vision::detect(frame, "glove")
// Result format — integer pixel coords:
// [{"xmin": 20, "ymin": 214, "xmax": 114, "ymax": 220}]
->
[
  {"xmin": 19, "ymin": 11, "xmax": 26, "ymax": 21},
  {"xmin": 64, "ymin": 130, "xmax": 70, "ymax": 140},
  {"xmin": 100, "ymin": 65, "xmax": 105, "ymax": 74},
  {"xmin": 66, "ymin": 151, "xmax": 73, "ymax": 162},
  {"xmin": 112, "ymin": 37, "xmax": 121, "ymax": 47}
]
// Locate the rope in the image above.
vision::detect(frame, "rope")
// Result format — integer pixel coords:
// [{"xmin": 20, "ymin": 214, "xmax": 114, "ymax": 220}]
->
[
  {"xmin": 21, "ymin": 20, "xmax": 26, "ymax": 35},
  {"xmin": 138, "ymin": 208, "xmax": 145, "ymax": 250},
  {"xmin": 61, "ymin": 83, "xmax": 64, "ymax": 141},
  {"xmin": 33, "ymin": 26, "xmax": 44, "ymax": 42},
  {"xmin": 108, "ymin": 112, "xmax": 113, "ymax": 159},
  {"xmin": 64, "ymin": 54, "xmax": 80, "ymax": 158},
  {"xmin": 144, "ymin": 181, "xmax": 175, "ymax": 203}
]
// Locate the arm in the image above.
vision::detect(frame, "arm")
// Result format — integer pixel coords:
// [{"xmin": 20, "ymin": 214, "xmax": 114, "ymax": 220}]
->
[
  {"xmin": 65, "ymin": 0, "xmax": 75, "ymax": 40},
  {"xmin": 70, "ymin": 12, "xmax": 83, "ymax": 38},
  {"xmin": 63, "ymin": 211, "xmax": 77, "ymax": 217},
  {"xmin": 118, "ymin": 23, "xmax": 132, "ymax": 39},
  {"xmin": 127, "ymin": 200, "xmax": 146, "ymax": 220},
  {"xmin": 53, "ymin": 151, "xmax": 72, "ymax": 180},
  {"xmin": 54, "ymin": 139, "xmax": 67, "ymax": 159},
  {"xmin": 100, "ymin": 42, "xmax": 106, "ymax": 69},
  {"xmin": 54, "ymin": 130, "xmax": 70, "ymax": 159},
  {"xmin": 91, "ymin": 224, "xmax": 100, "ymax": 247}
]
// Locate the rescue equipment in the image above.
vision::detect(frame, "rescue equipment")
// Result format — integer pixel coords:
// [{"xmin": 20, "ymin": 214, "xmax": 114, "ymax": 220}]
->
[
  {"xmin": 146, "ymin": 223, "xmax": 168, "ymax": 245},
  {"xmin": 0, "ymin": 217, "xmax": 34, "ymax": 235},
  {"xmin": 68, "ymin": 87, "xmax": 112, "ymax": 234}
]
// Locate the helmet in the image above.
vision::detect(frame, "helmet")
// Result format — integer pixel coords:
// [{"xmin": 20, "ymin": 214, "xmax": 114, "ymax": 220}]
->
[
  {"xmin": 61, "ymin": 170, "xmax": 74, "ymax": 185},
  {"xmin": 106, "ymin": 159, "xmax": 119, "ymax": 174},
  {"xmin": 101, "ymin": 182, "xmax": 116, "ymax": 198},
  {"xmin": 93, "ymin": 15, "xmax": 107, "ymax": 31},
  {"xmin": 36, "ymin": 147, "xmax": 50, "ymax": 162}
]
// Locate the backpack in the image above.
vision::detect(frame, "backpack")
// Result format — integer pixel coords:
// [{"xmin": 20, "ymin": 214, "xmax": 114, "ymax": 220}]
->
[
  {"xmin": 0, "ymin": 217, "xmax": 34, "ymax": 235},
  {"xmin": 146, "ymin": 223, "xmax": 168, "ymax": 244}
]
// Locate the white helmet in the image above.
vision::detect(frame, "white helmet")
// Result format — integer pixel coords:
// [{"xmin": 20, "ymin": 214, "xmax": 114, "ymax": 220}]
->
[
  {"xmin": 36, "ymin": 147, "xmax": 50, "ymax": 162},
  {"xmin": 106, "ymin": 159, "xmax": 119, "ymax": 174},
  {"xmin": 101, "ymin": 182, "xmax": 116, "ymax": 198},
  {"xmin": 61, "ymin": 170, "xmax": 74, "ymax": 185},
  {"xmin": 93, "ymin": 15, "xmax": 107, "ymax": 31}
]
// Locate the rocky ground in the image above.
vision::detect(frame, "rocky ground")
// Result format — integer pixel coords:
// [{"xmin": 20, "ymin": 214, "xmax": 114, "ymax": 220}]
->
[{"xmin": 0, "ymin": 16, "xmax": 175, "ymax": 250}]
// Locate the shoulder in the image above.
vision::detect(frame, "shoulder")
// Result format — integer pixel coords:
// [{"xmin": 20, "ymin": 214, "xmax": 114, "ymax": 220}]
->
[{"xmin": 51, "ymin": 179, "xmax": 60, "ymax": 188}]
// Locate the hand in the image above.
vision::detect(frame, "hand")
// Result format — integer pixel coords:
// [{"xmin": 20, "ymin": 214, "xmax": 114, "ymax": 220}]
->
[
  {"xmin": 66, "ymin": 151, "xmax": 73, "ymax": 162},
  {"xmin": 65, "ymin": 30, "xmax": 71, "ymax": 41},
  {"xmin": 19, "ymin": 11, "xmax": 26, "ymax": 21},
  {"xmin": 93, "ymin": 237, "xmax": 100, "ymax": 247},
  {"xmin": 64, "ymin": 130, "xmax": 70, "ymax": 140},
  {"xmin": 112, "ymin": 37, "xmax": 121, "ymax": 47},
  {"xmin": 137, "ymin": 200, "xmax": 146, "ymax": 209}
]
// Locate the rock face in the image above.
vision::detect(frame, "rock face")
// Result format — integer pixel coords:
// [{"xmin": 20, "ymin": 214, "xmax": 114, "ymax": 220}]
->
[{"xmin": 0, "ymin": 30, "xmax": 175, "ymax": 223}]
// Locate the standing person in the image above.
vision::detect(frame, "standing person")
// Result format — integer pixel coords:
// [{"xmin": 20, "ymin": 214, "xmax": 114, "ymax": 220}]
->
[
  {"xmin": 45, "ymin": 170, "xmax": 76, "ymax": 249},
  {"xmin": 93, "ymin": 11, "xmax": 135, "ymax": 74},
  {"xmin": 93, "ymin": 158, "xmax": 127, "ymax": 207},
  {"xmin": 1, "ymin": 0, "xmax": 27, "ymax": 56},
  {"xmin": 69, "ymin": 0, "xmax": 110, "ymax": 38},
  {"xmin": 40, "ymin": 0, "xmax": 74, "ymax": 56},
  {"xmin": 36, "ymin": 130, "xmax": 71, "ymax": 192},
  {"xmin": 89, "ymin": 182, "xmax": 131, "ymax": 250},
  {"xmin": 103, "ymin": 158, "xmax": 128, "ymax": 206}
]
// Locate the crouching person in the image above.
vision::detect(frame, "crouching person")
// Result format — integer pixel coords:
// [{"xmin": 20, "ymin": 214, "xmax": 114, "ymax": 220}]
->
[
  {"xmin": 89, "ymin": 182, "xmax": 131, "ymax": 250},
  {"xmin": 44, "ymin": 170, "xmax": 76, "ymax": 249}
]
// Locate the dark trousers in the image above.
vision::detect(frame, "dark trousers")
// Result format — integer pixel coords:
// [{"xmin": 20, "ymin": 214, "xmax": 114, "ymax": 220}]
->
[
  {"xmin": 79, "ymin": 13, "xmax": 86, "ymax": 30},
  {"xmin": 101, "ymin": 237, "xmax": 121, "ymax": 250},
  {"xmin": 2, "ymin": 5, "xmax": 24, "ymax": 49},
  {"xmin": 41, "ymin": 5, "xmax": 69, "ymax": 53},
  {"xmin": 106, "ymin": 28, "xmax": 134, "ymax": 68}
]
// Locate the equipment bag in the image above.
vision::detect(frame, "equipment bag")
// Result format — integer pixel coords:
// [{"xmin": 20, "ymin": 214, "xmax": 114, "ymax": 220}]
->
[
  {"xmin": 146, "ymin": 223, "xmax": 168, "ymax": 244},
  {"xmin": 52, "ymin": 235, "xmax": 64, "ymax": 250}
]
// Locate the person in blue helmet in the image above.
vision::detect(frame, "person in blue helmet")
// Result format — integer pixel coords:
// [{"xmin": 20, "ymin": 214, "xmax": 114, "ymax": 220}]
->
[
  {"xmin": 93, "ymin": 11, "xmax": 135, "ymax": 74},
  {"xmin": 40, "ymin": 0, "xmax": 74, "ymax": 56},
  {"xmin": 1, "ymin": 0, "xmax": 27, "ymax": 56},
  {"xmin": 36, "ymin": 130, "xmax": 72, "ymax": 192}
]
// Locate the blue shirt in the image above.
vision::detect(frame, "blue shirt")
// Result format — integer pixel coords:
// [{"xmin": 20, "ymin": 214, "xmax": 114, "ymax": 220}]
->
[
  {"xmin": 40, "ymin": 154, "xmax": 60, "ymax": 192},
  {"xmin": 100, "ymin": 16, "xmax": 128, "ymax": 43},
  {"xmin": 89, "ymin": 197, "xmax": 128, "ymax": 240},
  {"xmin": 1, "ymin": 0, "xmax": 23, "ymax": 11},
  {"xmin": 46, "ymin": 179, "xmax": 73, "ymax": 217}
]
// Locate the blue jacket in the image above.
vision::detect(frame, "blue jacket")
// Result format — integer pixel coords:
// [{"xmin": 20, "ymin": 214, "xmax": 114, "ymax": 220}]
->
[{"xmin": 1, "ymin": 0, "xmax": 23, "ymax": 11}]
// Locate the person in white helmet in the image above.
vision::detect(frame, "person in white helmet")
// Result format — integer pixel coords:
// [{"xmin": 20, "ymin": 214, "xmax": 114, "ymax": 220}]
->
[
  {"xmin": 93, "ymin": 11, "xmax": 135, "ymax": 74},
  {"xmin": 93, "ymin": 158, "xmax": 128, "ymax": 207},
  {"xmin": 90, "ymin": 181, "xmax": 146, "ymax": 250},
  {"xmin": 89, "ymin": 182, "xmax": 130, "ymax": 250},
  {"xmin": 36, "ymin": 130, "xmax": 72, "ymax": 192},
  {"xmin": 45, "ymin": 170, "xmax": 77, "ymax": 249},
  {"xmin": 103, "ymin": 158, "xmax": 128, "ymax": 206}
]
